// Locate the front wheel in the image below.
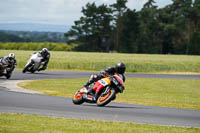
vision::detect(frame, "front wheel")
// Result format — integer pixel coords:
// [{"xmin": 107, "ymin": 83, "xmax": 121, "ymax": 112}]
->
[
  {"xmin": 72, "ymin": 89, "xmax": 86, "ymax": 105},
  {"xmin": 22, "ymin": 63, "xmax": 32, "ymax": 73},
  {"xmin": 97, "ymin": 88, "xmax": 116, "ymax": 107}
]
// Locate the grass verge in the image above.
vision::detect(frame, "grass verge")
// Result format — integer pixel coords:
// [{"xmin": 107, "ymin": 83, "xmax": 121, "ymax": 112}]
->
[
  {"xmin": 1, "ymin": 50, "xmax": 200, "ymax": 73},
  {"xmin": 0, "ymin": 113, "xmax": 199, "ymax": 133},
  {"xmin": 18, "ymin": 78, "xmax": 200, "ymax": 110}
]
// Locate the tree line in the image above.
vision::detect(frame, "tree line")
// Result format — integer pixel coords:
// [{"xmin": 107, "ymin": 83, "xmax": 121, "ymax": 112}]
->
[
  {"xmin": 0, "ymin": 30, "xmax": 67, "ymax": 43},
  {"xmin": 65, "ymin": 0, "xmax": 200, "ymax": 55}
]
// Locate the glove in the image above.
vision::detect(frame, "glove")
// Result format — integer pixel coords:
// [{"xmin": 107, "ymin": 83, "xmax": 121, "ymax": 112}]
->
[
  {"xmin": 100, "ymin": 70, "xmax": 106, "ymax": 75},
  {"xmin": 84, "ymin": 82, "xmax": 90, "ymax": 88}
]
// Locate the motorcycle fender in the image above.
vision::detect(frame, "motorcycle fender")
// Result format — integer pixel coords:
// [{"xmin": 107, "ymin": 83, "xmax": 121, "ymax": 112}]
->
[
  {"xmin": 25, "ymin": 59, "xmax": 32, "ymax": 67},
  {"xmin": 79, "ymin": 87, "xmax": 88, "ymax": 93}
]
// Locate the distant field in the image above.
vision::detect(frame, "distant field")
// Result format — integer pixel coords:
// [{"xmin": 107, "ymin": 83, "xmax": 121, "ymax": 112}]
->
[{"xmin": 0, "ymin": 50, "xmax": 200, "ymax": 73}]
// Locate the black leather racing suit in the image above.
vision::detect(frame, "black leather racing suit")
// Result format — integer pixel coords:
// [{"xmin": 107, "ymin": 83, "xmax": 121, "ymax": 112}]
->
[
  {"xmin": 84, "ymin": 66, "xmax": 125, "ymax": 87},
  {"xmin": 38, "ymin": 51, "xmax": 50, "ymax": 71}
]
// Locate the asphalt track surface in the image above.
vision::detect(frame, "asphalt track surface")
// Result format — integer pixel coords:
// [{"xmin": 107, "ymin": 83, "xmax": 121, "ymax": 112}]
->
[{"xmin": 0, "ymin": 70, "xmax": 200, "ymax": 128}]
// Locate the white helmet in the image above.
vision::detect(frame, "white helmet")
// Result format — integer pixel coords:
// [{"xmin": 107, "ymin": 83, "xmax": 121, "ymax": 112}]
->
[
  {"xmin": 41, "ymin": 48, "xmax": 49, "ymax": 55},
  {"xmin": 42, "ymin": 48, "xmax": 48, "ymax": 52},
  {"xmin": 8, "ymin": 53, "xmax": 15, "ymax": 60}
]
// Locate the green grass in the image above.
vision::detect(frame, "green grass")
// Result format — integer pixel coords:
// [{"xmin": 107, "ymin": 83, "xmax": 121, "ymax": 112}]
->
[
  {"xmin": 18, "ymin": 78, "xmax": 200, "ymax": 110},
  {"xmin": 1, "ymin": 50, "xmax": 200, "ymax": 73},
  {"xmin": 0, "ymin": 113, "xmax": 199, "ymax": 133}
]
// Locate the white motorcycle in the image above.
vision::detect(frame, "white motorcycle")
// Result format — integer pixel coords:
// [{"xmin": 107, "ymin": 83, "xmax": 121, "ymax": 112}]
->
[{"xmin": 22, "ymin": 52, "xmax": 44, "ymax": 73}]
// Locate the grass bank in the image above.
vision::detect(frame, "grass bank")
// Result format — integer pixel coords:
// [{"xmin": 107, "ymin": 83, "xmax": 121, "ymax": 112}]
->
[
  {"xmin": 1, "ymin": 50, "xmax": 200, "ymax": 73},
  {"xmin": 0, "ymin": 113, "xmax": 199, "ymax": 133},
  {"xmin": 18, "ymin": 78, "xmax": 200, "ymax": 110}
]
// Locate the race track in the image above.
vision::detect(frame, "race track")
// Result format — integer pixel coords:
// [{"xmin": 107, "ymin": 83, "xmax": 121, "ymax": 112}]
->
[{"xmin": 0, "ymin": 70, "xmax": 200, "ymax": 128}]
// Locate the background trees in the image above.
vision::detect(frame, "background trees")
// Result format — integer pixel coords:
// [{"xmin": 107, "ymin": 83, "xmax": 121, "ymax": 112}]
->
[
  {"xmin": 65, "ymin": 3, "xmax": 113, "ymax": 52},
  {"xmin": 65, "ymin": 0, "xmax": 200, "ymax": 55}
]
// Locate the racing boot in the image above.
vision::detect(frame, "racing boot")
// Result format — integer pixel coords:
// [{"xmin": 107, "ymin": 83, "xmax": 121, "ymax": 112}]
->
[{"xmin": 92, "ymin": 93, "xmax": 100, "ymax": 103}]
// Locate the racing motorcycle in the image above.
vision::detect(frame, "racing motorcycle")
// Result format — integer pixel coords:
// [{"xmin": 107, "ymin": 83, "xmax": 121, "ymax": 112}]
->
[
  {"xmin": 22, "ymin": 52, "xmax": 44, "ymax": 73},
  {"xmin": 72, "ymin": 74, "xmax": 125, "ymax": 106},
  {"xmin": 0, "ymin": 58, "xmax": 12, "ymax": 79}
]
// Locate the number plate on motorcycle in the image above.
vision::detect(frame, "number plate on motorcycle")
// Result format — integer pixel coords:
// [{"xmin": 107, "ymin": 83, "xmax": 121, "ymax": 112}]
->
[{"xmin": 99, "ymin": 78, "xmax": 110, "ymax": 86}]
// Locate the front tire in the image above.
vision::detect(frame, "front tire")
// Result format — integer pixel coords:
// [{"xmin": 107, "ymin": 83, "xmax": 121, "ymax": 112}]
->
[
  {"xmin": 22, "ymin": 63, "xmax": 32, "ymax": 73},
  {"xmin": 96, "ymin": 88, "xmax": 116, "ymax": 107},
  {"xmin": 72, "ymin": 90, "xmax": 85, "ymax": 105}
]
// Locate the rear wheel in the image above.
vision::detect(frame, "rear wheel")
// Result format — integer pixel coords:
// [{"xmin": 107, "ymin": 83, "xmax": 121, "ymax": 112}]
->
[
  {"xmin": 97, "ymin": 88, "xmax": 116, "ymax": 107},
  {"xmin": 72, "ymin": 89, "xmax": 85, "ymax": 105}
]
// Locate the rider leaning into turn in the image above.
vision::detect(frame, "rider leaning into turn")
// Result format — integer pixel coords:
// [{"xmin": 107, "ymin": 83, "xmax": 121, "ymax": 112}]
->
[
  {"xmin": 38, "ymin": 48, "xmax": 50, "ymax": 71},
  {"xmin": 83, "ymin": 62, "xmax": 126, "ymax": 103},
  {"xmin": 0, "ymin": 53, "xmax": 17, "ymax": 74}
]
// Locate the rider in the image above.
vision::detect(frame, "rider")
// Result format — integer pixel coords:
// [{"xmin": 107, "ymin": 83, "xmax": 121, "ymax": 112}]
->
[
  {"xmin": 38, "ymin": 48, "xmax": 50, "ymax": 71},
  {"xmin": 83, "ymin": 62, "xmax": 126, "ymax": 103},
  {"xmin": 0, "ymin": 53, "xmax": 17, "ymax": 75}
]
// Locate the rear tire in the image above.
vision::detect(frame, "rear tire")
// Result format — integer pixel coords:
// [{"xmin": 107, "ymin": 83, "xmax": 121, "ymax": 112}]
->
[{"xmin": 96, "ymin": 88, "xmax": 116, "ymax": 107}]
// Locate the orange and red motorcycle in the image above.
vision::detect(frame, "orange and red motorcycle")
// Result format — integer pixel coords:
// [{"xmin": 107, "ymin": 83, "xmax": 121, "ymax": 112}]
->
[{"xmin": 72, "ymin": 74, "xmax": 125, "ymax": 106}]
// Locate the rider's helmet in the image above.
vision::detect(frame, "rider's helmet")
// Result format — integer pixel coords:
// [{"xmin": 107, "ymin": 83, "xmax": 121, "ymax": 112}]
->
[
  {"xmin": 41, "ymin": 48, "xmax": 49, "ymax": 57},
  {"xmin": 115, "ymin": 62, "xmax": 126, "ymax": 74},
  {"xmin": 8, "ymin": 53, "xmax": 15, "ymax": 60}
]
